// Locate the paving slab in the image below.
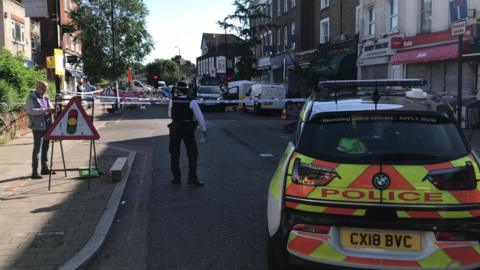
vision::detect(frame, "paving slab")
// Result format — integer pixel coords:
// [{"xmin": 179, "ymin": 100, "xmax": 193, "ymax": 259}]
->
[{"xmin": 0, "ymin": 126, "xmax": 134, "ymax": 270}]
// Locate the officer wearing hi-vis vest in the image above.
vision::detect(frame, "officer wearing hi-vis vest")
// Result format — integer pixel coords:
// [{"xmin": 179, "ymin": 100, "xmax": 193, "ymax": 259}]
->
[{"xmin": 168, "ymin": 81, "xmax": 206, "ymax": 187}]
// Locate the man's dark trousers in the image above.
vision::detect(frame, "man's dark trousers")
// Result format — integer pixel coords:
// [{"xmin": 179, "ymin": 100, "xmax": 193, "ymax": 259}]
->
[
  {"xmin": 169, "ymin": 121, "xmax": 198, "ymax": 182},
  {"xmin": 32, "ymin": 130, "xmax": 50, "ymax": 173}
]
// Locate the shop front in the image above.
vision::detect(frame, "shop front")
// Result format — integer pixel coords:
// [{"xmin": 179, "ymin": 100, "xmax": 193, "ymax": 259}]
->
[
  {"xmin": 357, "ymin": 36, "xmax": 399, "ymax": 80},
  {"xmin": 390, "ymin": 26, "xmax": 476, "ymax": 95}
]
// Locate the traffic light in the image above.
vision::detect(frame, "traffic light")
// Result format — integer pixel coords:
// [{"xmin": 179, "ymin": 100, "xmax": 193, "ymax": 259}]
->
[
  {"xmin": 153, "ymin": 74, "xmax": 159, "ymax": 89},
  {"xmin": 67, "ymin": 109, "xmax": 78, "ymax": 135}
]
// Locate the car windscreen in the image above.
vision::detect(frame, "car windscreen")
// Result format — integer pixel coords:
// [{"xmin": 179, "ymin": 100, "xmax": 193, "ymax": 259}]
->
[
  {"xmin": 298, "ymin": 113, "xmax": 468, "ymax": 165},
  {"xmin": 198, "ymin": 86, "xmax": 221, "ymax": 94}
]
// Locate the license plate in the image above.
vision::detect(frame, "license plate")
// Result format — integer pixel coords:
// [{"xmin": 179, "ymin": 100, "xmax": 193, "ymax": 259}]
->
[
  {"xmin": 340, "ymin": 228, "xmax": 421, "ymax": 252},
  {"xmin": 264, "ymin": 102, "xmax": 273, "ymax": 105}
]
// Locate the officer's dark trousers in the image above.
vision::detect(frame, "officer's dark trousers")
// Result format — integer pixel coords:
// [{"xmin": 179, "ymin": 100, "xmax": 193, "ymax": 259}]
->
[
  {"xmin": 169, "ymin": 121, "xmax": 198, "ymax": 182},
  {"xmin": 32, "ymin": 130, "xmax": 50, "ymax": 173}
]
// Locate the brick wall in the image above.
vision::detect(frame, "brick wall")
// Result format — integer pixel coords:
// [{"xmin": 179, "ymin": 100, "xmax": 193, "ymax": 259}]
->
[{"xmin": 0, "ymin": 109, "xmax": 29, "ymax": 144}]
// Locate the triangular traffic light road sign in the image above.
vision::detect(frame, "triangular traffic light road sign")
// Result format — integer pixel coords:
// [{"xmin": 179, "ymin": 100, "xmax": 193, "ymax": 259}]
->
[{"xmin": 44, "ymin": 97, "xmax": 100, "ymax": 140}]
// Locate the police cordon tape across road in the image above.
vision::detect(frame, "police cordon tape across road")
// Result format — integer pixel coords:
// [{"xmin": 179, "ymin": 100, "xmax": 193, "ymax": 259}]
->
[
  {"xmin": 0, "ymin": 95, "xmax": 305, "ymax": 106},
  {"xmin": 95, "ymin": 96, "xmax": 307, "ymax": 105}
]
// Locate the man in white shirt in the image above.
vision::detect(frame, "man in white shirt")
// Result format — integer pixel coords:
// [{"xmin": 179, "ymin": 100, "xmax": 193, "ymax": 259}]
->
[{"xmin": 168, "ymin": 81, "xmax": 206, "ymax": 187}]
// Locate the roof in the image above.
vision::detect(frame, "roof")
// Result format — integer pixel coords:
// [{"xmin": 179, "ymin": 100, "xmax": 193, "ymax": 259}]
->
[
  {"xmin": 309, "ymin": 92, "xmax": 455, "ymax": 121},
  {"xmin": 201, "ymin": 33, "xmax": 244, "ymax": 50}
]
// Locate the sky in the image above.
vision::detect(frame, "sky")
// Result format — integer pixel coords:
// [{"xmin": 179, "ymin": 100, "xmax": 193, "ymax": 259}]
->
[{"xmin": 143, "ymin": 0, "xmax": 237, "ymax": 64}]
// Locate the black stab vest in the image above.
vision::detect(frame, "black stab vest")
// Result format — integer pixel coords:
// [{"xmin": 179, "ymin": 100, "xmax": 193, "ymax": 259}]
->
[{"xmin": 171, "ymin": 95, "xmax": 194, "ymax": 121}]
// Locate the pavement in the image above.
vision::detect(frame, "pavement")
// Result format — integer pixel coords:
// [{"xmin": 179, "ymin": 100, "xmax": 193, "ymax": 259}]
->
[{"xmin": 0, "ymin": 106, "xmax": 135, "ymax": 270}]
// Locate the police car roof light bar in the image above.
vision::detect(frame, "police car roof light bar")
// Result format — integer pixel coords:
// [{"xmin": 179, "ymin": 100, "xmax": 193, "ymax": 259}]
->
[{"xmin": 319, "ymin": 79, "xmax": 427, "ymax": 89}]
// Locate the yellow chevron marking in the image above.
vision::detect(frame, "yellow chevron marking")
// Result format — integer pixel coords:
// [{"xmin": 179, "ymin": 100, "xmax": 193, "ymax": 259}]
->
[
  {"xmin": 288, "ymin": 233, "xmax": 297, "ymax": 245},
  {"xmin": 394, "ymin": 166, "xmax": 429, "ymax": 189},
  {"xmin": 334, "ymin": 164, "xmax": 369, "ymax": 188},
  {"xmin": 396, "ymin": 211, "xmax": 410, "ymax": 218},
  {"xmin": 310, "ymin": 242, "xmax": 347, "ymax": 261},
  {"xmin": 295, "ymin": 204, "xmax": 327, "ymax": 213},
  {"xmin": 418, "ymin": 250, "xmax": 452, "ymax": 268},
  {"xmin": 439, "ymin": 211, "xmax": 473, "ymax": 219},
  {"xmin": 352, "ymin": 209, "xmax": 366, "ymax": 216}
]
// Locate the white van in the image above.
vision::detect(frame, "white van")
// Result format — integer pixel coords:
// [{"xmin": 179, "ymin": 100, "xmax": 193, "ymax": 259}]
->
[
  {"xmin": 243, "ymin": 84, "xmax": 287, "ymax": 114},
  {"xmin": 226, "ymin": 80, "xmax": 257, "ymax": 101}
]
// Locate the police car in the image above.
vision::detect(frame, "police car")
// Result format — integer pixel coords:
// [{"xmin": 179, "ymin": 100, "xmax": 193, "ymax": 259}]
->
[{"xmin": 267, "ymin": 80, "xmax": 480, "ymax": 270}]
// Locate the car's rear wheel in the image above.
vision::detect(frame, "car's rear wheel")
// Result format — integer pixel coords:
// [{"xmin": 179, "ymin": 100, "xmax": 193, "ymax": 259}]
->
[{"xmin": 267, "ymin": 233, "xmax": 290, "ymax": 270}]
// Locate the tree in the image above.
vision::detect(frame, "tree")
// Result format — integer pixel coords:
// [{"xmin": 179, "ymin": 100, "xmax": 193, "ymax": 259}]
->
[
  {"xmin": 218, "ymin": 0, "xmax": 272, "ymax": 80},
  {"xmin": 70, "ymin": 0, "xmax": 153, "ymax": 82},
  {"xmin": 145, "ymin": 59, "xmax": 180, "ymax": 86},
  {"xmin": 0, "ymin": 49, "xmax": 45, "ymax": 112}
]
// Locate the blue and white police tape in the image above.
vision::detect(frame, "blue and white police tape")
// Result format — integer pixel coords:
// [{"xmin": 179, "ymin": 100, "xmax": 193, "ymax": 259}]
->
[
  {"xmin": 62, "ymin": 89, "xmax": 106, "ymax": 96},
  {"xmin": 95, "ymin": 96, "xmax": 306, "ymax": 105}
]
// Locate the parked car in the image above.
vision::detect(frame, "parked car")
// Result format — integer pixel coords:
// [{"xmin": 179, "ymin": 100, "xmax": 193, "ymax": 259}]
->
[
  {"xmin": 119, "ymin": 80, "xmax": 152, "ymax": 97},
  {"xmin": 196, "ymin": 85, "xmax": 225, "ymax": 112},
  {"xmin": 243, "ymin": 84, "xmax": 287, "ymax": 115}
]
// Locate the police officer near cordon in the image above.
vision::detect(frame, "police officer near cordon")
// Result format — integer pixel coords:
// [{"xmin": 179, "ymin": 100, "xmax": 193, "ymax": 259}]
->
[{"xmin": 168, "ymin": 81, "xmax": 206, "ymax": 187}]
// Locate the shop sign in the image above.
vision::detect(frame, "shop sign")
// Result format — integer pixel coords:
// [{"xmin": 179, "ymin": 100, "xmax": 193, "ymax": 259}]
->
[
  {"xmin": 361, "ymin": 37, "xmax": 394, "ymax": 58},
  {"xmin": 402, "ymin": 26, "xmax": 472, "ymax": 48}
]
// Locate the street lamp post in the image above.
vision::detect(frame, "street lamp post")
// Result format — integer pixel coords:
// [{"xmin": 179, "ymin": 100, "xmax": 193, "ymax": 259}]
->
[
  {"xmin": 111, "ymin": 0, "xmax": 116, "ymax": 83},
  {"xmin": 111, "ymin": 0, "xmax": 120, "ymax": 109}
]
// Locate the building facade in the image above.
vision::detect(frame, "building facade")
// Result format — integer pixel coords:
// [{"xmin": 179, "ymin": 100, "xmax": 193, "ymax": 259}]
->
[
  {"xmin": 358, "ymin": 0, "xmax": 480, "ymax": 95},
  {"xmin": 357, "ymin": 0, "xmax": 403, "ymax": 80},
  {"xmin": 253, "ymin": 0, "xmax": 359, "ymax": 97},
  {"xmin": 196, "ymin": 33, "xmax": 244, "ymax": 85},
  {"xmin": 272, "ymin": 0, "xmax": 315, "ymax": 95},
  {"xmin": 37, "ymin": 0, "xmax": 82, "ymax": 91},
  {"xmin": 0, "ymin": 0, "xmax": 33, "ymax": 63},
  {"xmin": 309, "ymin": 0, "xmax": 359, "ymax": 83}
]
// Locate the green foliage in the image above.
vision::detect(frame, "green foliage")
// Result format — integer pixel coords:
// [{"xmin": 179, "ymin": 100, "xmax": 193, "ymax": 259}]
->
[
  {"xmin": 70, "ymin": 0, "xmax": 154, "ymax": 82},
  {"xmin": 0, "ymin": 49, "xmax": 45, "ymax": 113},
  {"xmin": 219, "ymin": 0, "xmax": 272, "ymax": 79},
  {"xmin": 145, "ymin": 59, "xmax": 180, "ymax": 86},
  {"xmin": 0, "ymin": 80, "xmax": 19, "ymax": 113}
]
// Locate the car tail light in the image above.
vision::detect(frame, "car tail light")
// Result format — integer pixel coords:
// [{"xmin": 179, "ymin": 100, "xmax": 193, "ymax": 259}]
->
[
  {"xmin": 424, "ymin": 161, "xmax": 477, "ymax": 191},
  {"xmin": 293, "ymin": 224, "xmax": 331, "ymax": 234},
  {"xmin": 292, "ymin": 158, "xmax": 340, "ymax": 186},
  {"xmin": 435, "ymin": 232, "xmax": 477, "ymax": 241}
]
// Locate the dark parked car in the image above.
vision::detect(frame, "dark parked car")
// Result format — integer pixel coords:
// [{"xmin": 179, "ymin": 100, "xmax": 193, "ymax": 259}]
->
[{"xmin": 196, "ymin": 86, "xmax": 225, "ymax": 112}]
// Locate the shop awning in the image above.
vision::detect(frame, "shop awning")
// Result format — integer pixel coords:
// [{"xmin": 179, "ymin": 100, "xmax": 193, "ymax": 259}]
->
[
  {"xmin": 66, "ymin": 69, "xmax": 83, "ymax": 78},
  {"xmin": 390, "ymin": 43, "xmax": 458, "ymax": 65},
  {"xmin": 311, "ymin": 52, "xmax": 356, "ymax": 77}
]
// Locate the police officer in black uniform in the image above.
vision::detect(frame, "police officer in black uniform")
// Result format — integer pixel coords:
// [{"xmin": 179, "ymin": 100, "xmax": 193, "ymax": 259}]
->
[{"xmin": 168, "ymin": 81, "xmax": 206, "ymax": 187}]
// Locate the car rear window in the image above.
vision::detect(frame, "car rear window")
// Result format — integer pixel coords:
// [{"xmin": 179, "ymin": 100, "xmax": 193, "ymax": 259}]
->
[{"xmin": 298, "ymin": 113, "xmax": 469, "ymax": 164}]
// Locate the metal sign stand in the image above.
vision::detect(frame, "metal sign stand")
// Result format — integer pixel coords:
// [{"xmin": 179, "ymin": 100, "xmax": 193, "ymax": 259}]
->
[{"xmin": 47, "ymin": 97, "xmax": 99, "ymax": 191}]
